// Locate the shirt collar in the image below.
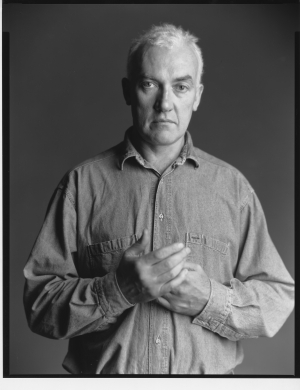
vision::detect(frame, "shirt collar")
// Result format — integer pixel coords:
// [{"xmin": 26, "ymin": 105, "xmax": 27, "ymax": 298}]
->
[{"xmin": 119, "ymin": 127, "xmax": 200, "ymax": 170}]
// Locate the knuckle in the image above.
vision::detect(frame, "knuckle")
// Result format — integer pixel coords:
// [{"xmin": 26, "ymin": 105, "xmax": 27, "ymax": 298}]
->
[
  {"xmin": 134, "ymin": 261, "xmax": 142, "ymax": 272},
  {"xmin": 146, "ymin": 283, "xmax": 157, "ymax": 298},
  {"xmin": 163, "ymin": 258, "xmax": 174, "ymax": 272},
  {"xmin": 135, "ymin": 260, "xmax": 147, "ymax": 275},
  {"xmin": 122, "ymin": 252, "xmax": 130, "ymax": 262},
  {"xmin": 154, "ymin": 250, "xmax": 164, "ymax": 260},
  {"xmin": 139, "ymin": 270, "xmax": 147, "ymax": 284},
  {"xmin": 150, "ymin": 287, "xmax": 157, "ymax": 297},
  {"xmin": 172, "ymin": 252, "xmax": 182, "ymax": 264},
  {"xmin": 139, "ymin": 270, "xmax": 154, "ymax": 287},
  {"xmin": 163, "ymin": 258, "xmax": 172, "ymax": 271},
  {"xmin": 169, "ymin": 267, "xmax": 178, "ymax": 279}
]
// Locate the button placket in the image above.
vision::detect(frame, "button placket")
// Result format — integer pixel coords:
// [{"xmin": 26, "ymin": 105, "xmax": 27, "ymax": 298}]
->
[
  {"xmin": 150, "ymin": 176, "xmax": 167, "ymax": 373},
  {"xmin": 158, "ymin": 177, "xmax": 165, "ymax": 222}
]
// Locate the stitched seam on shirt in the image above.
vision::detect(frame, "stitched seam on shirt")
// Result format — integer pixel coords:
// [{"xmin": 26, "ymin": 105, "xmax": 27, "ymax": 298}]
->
[
  {"xmin": 87, "ymin": 245, "xmax": 93, "ymax": 261},
  {"xmin": 202, "ymin": 242, "xmax": 228, "ymax": 255},
  {"xmin": 88, "ymin": 246, "xmax": 128, "ymax": 255},
  {"xmin": 223, "ymin": 288, "xmax": 233, "ymax": 323},
  {"xmin": 197, "ymin": 279, "xmax": 217, "ymax": 324},
  {"xmin": 187, "ymin": 233, "xmax": 229, "ymax": 255},
  {"xmin": 88, "ymin": 234, "xmax": 138, "ymax": 255},
  {"xmin": 93, "ymin": 282, "xmax": 105, "ymax": 316},
  {"xmin": 240, "ymin": 194, "xmax": 249, "ymax": 211},
  {"xmin": 240, "ymin": 186, "xmax": 254, "ymax": 211},
  {"xmin": 195, "ymin": 153, "xmax": 241, "ymax": 174},
  {"xmin": 97, "ymin": 278, "xmax": 110, "ymax": 314},
  {"xmin": 212, "ymin": 289, "xmax": 251, "ymax": 339},
  {"xmin": 70, "ymin": 153, "xmax": 117, "ymax": 171},
  {"xmin": 192, "ymin": 152, "xmax": 256, "ymax": 203},
  {"xmin": 94, "ymin": 279, "xmax": 101, "ymax": 306},
  {"xmin": 202, "ymin": 242, "xmax": 228, "ymax": 256},
  {"xmin": 57, "ymin": 189, "xmax": 77, "ymax": 214},
  {"xmin": 114, "ymin": 273, "xmax": 135, "ymax": 307},
  {"xmin": 204, "ymin": 283, "xmax": 231, "ymax": 325},
  {"xmin": 64, "ymin": 189, "xmax": 76, "ymax": 207},
  {"xmin": 212, "ymin": 321, "xmax": 247, "ymax": 339}
]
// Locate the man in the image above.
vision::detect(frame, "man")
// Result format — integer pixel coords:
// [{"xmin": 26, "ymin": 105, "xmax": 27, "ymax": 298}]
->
[{"xmin": 23, "ymin": 24, "xmax": 294, "ymax": 375}]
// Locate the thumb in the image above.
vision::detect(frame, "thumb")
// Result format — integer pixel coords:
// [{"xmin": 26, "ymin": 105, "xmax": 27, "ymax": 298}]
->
[{"xmin": 127, "ymin": 228, "xmax": 150, "ymax": 256}]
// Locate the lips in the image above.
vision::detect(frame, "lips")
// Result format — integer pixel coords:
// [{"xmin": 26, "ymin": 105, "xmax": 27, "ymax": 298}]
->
[{"xmin": 153, "ymin": 119, "xmax": 176, "ymax": 124}]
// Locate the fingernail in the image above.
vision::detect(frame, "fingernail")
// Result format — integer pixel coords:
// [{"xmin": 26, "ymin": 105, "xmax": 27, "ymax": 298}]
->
[
  {"xmin": 177, "ymin": 243, "xmax": 184, "ymax": 249},
  {"xmin": 186, "ymin": 247, "xmax": 191, "ymax": 254}
]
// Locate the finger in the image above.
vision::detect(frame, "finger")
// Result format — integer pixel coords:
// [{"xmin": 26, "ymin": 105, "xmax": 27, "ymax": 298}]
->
[
  {"xmin": 126, "ymin": 228, "xmax": 150, "ymax": 257},
  {"xmin": 183, "ymin": 262, "xmax": 200, "ymax": 271},
  {"xmin": 154, "ymin": 247, "xmax": 190, "ymax": 276},
  {"xmin": 156, "ymin": 296, "xmax": 172, "ymax": 310},
  {"xmin": 156, "ymin": 258, "xmax": 186, "ymax": 284},
  {"xmin": 159, "ymin": 292, "xmax": 174, "ymax": 300},
  {"xmin": 160, "ymin": 268, "xmax": 188, "ymax": 295},
  {"xmin": 151, "ymin": 242, "xmax": 185, "ymax": 262}
]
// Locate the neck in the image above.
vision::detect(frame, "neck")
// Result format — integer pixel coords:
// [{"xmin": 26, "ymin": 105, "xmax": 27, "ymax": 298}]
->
[{"xmin": 130, "ymin": 131, "xmax": 185, "ymax": 174}]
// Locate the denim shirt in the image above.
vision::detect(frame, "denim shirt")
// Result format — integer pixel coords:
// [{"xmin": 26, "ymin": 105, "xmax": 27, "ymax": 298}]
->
[{"xmin": 23, "ymin": 128, "xmax": 294, "ymax": 374}]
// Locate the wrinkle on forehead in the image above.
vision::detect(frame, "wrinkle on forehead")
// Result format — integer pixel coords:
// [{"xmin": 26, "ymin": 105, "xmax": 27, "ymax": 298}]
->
[{"xmin": 139, "ymin": 43, "xmax": 199, "ymax": 82}]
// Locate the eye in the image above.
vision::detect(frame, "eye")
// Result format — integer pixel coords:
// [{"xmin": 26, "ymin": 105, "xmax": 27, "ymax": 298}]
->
[
  {"xmin": 141, "ymin": 81, "xmax": 155, "ymax": 89},
  {"xmin": 175, "ymin": 84, "xmax": 189, "ymax": 92}
]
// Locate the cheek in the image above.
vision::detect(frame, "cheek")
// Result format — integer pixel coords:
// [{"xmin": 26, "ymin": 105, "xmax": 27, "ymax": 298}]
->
[
  {"xmin": 178, "ymin": 102, "xmax": 194, "ymax": 122},
  {"xmin": 135, "ymin": 91, "xmax": 153, "ymax": 108},
  {"xmin": 136, "ymin": 106, "xmax": 151, "ymax": 122},
  {"xmin": 136, "ymin": 100, "xmax": 153, "ymax": 120}
]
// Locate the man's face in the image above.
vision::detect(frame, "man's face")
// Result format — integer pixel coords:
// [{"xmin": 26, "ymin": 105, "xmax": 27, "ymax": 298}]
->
[{"xmin": 123, "ymin": 43, "xmax": 203, "ymax": 147}]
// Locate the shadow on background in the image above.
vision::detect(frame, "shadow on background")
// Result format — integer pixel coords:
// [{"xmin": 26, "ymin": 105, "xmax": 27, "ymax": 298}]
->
[{"xmin": 3, "ymin": 4, "xmax": 295, "ymax": 375}]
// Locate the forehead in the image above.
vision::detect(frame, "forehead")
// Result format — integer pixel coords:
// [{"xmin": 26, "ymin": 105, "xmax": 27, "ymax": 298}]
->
[{"xmin": 136, "ymin": 43, "xmax": 198, "ymax": 80}]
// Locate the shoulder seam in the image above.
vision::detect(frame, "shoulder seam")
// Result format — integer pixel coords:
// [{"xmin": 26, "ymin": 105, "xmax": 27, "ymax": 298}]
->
[
  {"xmin": 70, "ymin": 152, "xmax": 117, "ymax": 171},
  {"xmin": 240, "ymin": 187, "xmax": 254, "ymax": 211},
  {"xmin": 193, "ymin": 150, "xmax": 240, "ymax": 176},
  {"xmin": 57, "ymin": 187, "xmax": 76, "ymax": 210},
  {"xmin": 65, "ymin": 189, "xmax": 75, "ymax": 206}
]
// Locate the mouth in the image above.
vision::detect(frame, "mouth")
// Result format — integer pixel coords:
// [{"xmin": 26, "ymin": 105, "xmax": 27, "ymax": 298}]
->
[{"xmin": 153, "ymin": 119, "xmax": 176, "ymax": 124}]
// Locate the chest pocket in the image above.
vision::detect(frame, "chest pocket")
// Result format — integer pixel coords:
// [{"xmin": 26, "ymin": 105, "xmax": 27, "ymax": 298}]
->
[
  {"xmin": 87, "ymin": 234, "xmax": 138, "ymax": 277},
  {"xmin": 185, "ymin": 232, "xmax": 230, "ymax": 281}
]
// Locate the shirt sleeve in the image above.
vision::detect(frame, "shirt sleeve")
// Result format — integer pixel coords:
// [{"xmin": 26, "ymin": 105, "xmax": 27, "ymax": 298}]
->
[
  {"xmin": 23, "ymin": 186, "xmax": 134, "ymax": 340},
  {"xmin": 192, "ymin": 185, "xmax": 294, "ymax": 342}
]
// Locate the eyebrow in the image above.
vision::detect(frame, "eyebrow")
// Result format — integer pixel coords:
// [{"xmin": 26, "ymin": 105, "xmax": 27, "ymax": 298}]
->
[
  {"xmin": 173, "ymin": 75, "xmax": 193, "ymax": 83},
  {"xmin": 138, "ymin": 74, "xmax": 194, "ymax": 84}
]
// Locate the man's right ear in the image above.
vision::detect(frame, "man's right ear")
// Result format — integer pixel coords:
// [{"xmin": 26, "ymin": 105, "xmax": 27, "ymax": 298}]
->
[{"xmin": 122, "ymin": 78, "xmax": 131, "ymax": 106}]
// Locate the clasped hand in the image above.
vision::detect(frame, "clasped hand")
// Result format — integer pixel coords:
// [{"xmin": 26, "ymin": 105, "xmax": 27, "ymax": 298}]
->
[
  {"xmin": 157, "ymin": 262, "xmax": 211, "ymax": 316},
  {"xmin": 116, "ymin": 229, "xmax": 211, "ymax": 316}
]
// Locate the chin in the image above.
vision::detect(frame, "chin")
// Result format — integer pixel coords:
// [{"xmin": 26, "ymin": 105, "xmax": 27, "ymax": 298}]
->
[{"xmin": 150, "ymin": 130, "xmax": 183, "ymax": 146}]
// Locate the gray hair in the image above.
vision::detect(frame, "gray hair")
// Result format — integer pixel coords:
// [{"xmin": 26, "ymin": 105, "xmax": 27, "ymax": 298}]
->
[{"xmin": 127, "ymin": 23, "xmax": 204, "ymax": 83}]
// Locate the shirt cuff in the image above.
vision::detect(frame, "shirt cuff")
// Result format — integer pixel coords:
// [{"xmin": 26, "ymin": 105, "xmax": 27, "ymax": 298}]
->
[
  {"xmin": 192, "ymin": 278, "xmax": 232, "ymax": 329},
  {"xmin": 94, "ymin": 271, "xmax": 135, "ymax": 316}
]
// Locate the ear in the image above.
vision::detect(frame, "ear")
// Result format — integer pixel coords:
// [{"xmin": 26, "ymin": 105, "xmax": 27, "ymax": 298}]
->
[
  {"xmin": 122, "ymin": 77, "xmax": 131, "ymax": 106},
  {"xmin": 193, "ymin": 84, "xmax": 204, "ymax": 112}
]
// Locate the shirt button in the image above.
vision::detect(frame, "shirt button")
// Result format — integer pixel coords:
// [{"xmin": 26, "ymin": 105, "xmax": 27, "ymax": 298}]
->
[
  {"xmin": 155, "ymin": 336, "xmax": 161, "ymax": 344},
  {"xmin": 159, "ymin": 213, "xmax": 164, "ymax": 221}
]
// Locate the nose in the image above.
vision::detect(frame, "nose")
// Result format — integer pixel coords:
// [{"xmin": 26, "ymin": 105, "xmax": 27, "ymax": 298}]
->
[{"xmin": 154, "ymin": 87, "xmax": 173, "ymax": 113}]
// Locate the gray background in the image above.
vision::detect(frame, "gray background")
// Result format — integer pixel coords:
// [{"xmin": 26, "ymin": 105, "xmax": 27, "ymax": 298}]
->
[{"xmin": 4, "ymin": 4, "xmax": 296, "ymax": 375}]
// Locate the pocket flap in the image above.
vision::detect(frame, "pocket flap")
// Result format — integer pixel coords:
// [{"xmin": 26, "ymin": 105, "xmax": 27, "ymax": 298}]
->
[
  {"xmin": 88, "ymin": 234, "xmax": 138, "ymax": 256},
  {"xmin": 186, "ymin": 232, "xmax": 229, "ymax": 255}
]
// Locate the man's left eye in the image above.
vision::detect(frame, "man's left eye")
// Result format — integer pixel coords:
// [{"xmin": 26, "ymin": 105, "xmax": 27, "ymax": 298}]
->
[{"xmin": 175, "ymin": 84, "xmax": 189, "ymax": 92}]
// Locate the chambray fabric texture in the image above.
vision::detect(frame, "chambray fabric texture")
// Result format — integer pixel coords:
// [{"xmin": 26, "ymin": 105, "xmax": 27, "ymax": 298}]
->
[{"xmin": 23, "ymin": 128, "xmax": 294, "ymax": 374}]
